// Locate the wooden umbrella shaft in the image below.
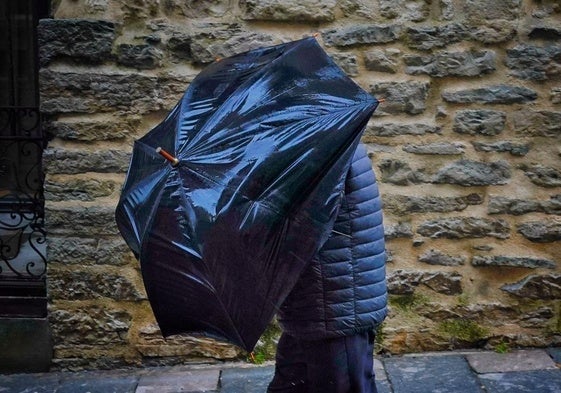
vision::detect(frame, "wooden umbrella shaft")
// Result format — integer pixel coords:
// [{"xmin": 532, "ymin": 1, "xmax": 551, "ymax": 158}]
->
[{"xmin": 156, "ymin": 147, "xmax": 179, "ymax": 166}]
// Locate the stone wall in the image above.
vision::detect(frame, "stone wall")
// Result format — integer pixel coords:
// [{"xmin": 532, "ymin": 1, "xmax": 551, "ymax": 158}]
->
[{"xmin": 40, "ymin": 0, "xmax": 561, "ymax": 370}]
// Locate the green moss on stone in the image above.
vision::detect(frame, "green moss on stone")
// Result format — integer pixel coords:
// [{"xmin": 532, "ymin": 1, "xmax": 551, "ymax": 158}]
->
[{"xmin": 438, "ymin": 319, "xmax": 489, "ymax": 343}]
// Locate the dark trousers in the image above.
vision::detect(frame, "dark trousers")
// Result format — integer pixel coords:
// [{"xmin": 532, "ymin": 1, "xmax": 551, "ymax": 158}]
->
[{"xmin": 267, "ymin": 330, "xmax": 378, "ymax": 393}]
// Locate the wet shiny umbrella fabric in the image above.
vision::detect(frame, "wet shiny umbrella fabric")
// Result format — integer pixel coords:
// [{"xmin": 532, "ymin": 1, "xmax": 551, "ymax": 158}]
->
[{"xmin": 115, "ymin": 37, "xmax": 379, "ymax": 351}]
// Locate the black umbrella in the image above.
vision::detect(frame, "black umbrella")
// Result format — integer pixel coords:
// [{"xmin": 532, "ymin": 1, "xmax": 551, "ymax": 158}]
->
[{"xmin": 115, "ymin": 37, "xmax": 379, "ymax": 351}]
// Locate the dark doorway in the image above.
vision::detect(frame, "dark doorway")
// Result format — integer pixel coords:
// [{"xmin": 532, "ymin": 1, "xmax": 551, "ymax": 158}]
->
[{"xmin": 0, "ymin": 0, "xmax": 50, "ymax": 318}]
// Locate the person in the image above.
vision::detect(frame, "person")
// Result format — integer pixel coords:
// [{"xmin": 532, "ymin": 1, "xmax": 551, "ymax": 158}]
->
[{"xmin": 267, "ymin": 142, "xmax": 388, "ymax": 393}]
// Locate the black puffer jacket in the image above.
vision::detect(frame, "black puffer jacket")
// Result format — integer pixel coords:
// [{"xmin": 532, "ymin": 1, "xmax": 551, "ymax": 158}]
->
[{"xmin": 278, "ymin": 143, "xmax": 387, "ymax": 340}]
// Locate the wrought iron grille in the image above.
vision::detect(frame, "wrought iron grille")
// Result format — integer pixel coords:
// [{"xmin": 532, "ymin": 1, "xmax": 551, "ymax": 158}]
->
[{"xmin": 0, "ymin": 0, "xmax": 50, "ymax": 317}]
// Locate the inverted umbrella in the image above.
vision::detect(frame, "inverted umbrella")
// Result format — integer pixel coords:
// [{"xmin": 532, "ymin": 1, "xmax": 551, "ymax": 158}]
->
[{"xmin": 115, "ymin": 37, "xmax": 379, "ymax": 351}]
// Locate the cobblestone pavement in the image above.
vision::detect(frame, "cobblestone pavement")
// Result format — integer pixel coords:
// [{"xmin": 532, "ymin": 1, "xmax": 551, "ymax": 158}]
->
[{"xmin": 1, "ymin": 348, "xmax": 560, "ymax": 393}]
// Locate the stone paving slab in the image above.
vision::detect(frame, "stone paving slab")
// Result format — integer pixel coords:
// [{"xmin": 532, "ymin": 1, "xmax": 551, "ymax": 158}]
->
[
  {"xmin": 220, "ymin": 366, "xmax": 274, "ymax": 393},
  {"xmin": 478, "ymin": 370, "xmax": 561, "ymax": 393},
  {"xmin": 383, "ymin": 354, "xmax": 485, "ymax": 393},
  {"xmin": 466, "ymin": 350, "xmax": 557, "ymax": 374},
  {"xmin": 136, "ymin": 368, "xmax": 220, "ymax": 393},
  {"xmin": 57, "ymin": 370, "xmax": 139, "ymax": 393},
  {"xmin": 0, "ymin": 373, "xmax": 60, "ymax": 393}
]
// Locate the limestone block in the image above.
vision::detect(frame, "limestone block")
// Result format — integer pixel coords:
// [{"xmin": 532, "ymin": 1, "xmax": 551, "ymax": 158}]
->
[
  {"xmin": 49, "ymin": 306, "xmax": 132, "ymax": 345},
  {"xmin": 472, "ymin": 141, "xmax": 529, "ymax": 156},
  {"xmin": 453, "ymin": 110, "xmax": 506, "ymax": 136},
  {"xmin": 501, "ymin": 274, "xmax": 561, "ymax": 299},
  {"xmin": 405, "ymin": 24, "xmax": 467, "ymax": 51},
  {"xmin": 322, "ymin": 24, "xmax": 402, "ymax": 47},
  {"xmin": 432, "ymin": 160, "xmax": 511, "ymax": 186},
  {"xmin": 518, "ymin": 164, "xmax": 561, "ymax": 188},
  {"xmin": 419, "ymin": 250, "xmax": 467, "ymax": 266},
  {"xmin": 442, "ymin": 85, "xmax": 537, "ymax": 104},
  {"xmin": 45, "ymin": 204, "xmax": 120, "ymax": 236},
  {"xmin": 517, "ymin": 219, "xmax": 561, "ymax": 243},
  {"xmin": 379, "ymin": 0, "xmax": 430, "ymax": 22},
  {"xmin": 472, "ymin": 255, "xmax": 556, "ymax": 269},
  {"xmin": 370, "ymin": 81, "xmax": 430, "ymax": 115},
  {"xmin": 488, "ymin": 195, "xmax": 561, "ymax": 216},
  {"xmin": 38, "ymin": 19, "xmax": 115, "ymax": 66},
  {"xmin": 364, "ymin": 123, "xmax": 441, "ymax": 137},
  {"xmin": 47, "ymin": 237, "xmax": 130, "ymax": 266},
  {"xmin": 378, "ymin": 159, "xmax": 427, "ymax": 186},
  {"xmin": 48, "ymin": 269, "xmax": 145, "ymax": 301},
  {"xmin": 364, "ymin": 49, "xmax": 401, "ymax": 73},
  {"xmin": 116, "ymin": 44, "xmax": 163, "ymax": 70},
  {"xmin": 402, "ymin": 142, "xmax": 465, "ymax": 155},
  {"xmin": 45, "ymin": 176, "xmax": 118, "ymax": 201},
  {"xmin": 405, "ymin": 50, "xmax": 496, "ymax": 77},
  {"xmin": 383, "ymin": 193, "xmax": 483, "ymax": 216},
  {"xmin": 417, "ymin": 217, "xmax": 510, "ymax": 239},
  {"xmin": 43, "ymin": 147, "xmax": 131, "ymax": 175},
  {"xmin": 506, "ymin": 44, "xmax": 561, "ymax": 81},
  {"xmin": 241, "ymin": 0, "xmax": 337, "ymax": 22},
  {"xmin": 510, "ymin": 110, "xmax": 561, "ymax": 137}
]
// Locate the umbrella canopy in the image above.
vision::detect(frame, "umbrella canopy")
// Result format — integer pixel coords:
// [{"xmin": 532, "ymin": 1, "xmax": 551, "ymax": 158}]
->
[{"xmin": 115, "ymin": 37, "xmax": 379, "ymax": 351}]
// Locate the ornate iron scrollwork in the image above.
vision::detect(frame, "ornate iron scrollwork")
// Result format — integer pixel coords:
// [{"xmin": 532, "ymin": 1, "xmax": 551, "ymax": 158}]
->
[{"xmin": 0, "ymin": 107, "xmax": 47, "ymax": 280}]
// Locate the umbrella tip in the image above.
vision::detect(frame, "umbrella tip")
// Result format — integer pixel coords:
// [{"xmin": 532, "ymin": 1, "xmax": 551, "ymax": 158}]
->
[
  {"xmin": 313, "ymin": 32, "xmax": 320, "ymax": 38},
  {"xmin": 156, "ymin": 146, "xmax": 180, "ymax": 167},
  {"xmin": 378, "ymin": 97, "xmax": 386, "ymax": 103}
]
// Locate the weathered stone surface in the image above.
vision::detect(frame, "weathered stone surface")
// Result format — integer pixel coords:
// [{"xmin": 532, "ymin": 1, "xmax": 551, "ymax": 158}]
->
[
  {"xmin": 403, "ymin": 142, "xmax": 465, "ymax": 155},
  {"xmin": 387, "ymin": 270, "xmax": 462, "ymax": 295},
  {"xmin": 364, "ymin": 49, "xmax": 400, "ymax": 73},
  {"xmin": 472, "ymin": 141, "xmax": 530, "ymax": 156},
  {"xmin": 461, "ymin": 0, "xmax": 521, "ymax": 21},
  {"xmin": 45, "ymin": 177, "xmax": 117, "ymax": 201},
  {"xmin": 432, "ymin": 160, "xmax": 511, "ymax": 186},
  {"xmin": 405, "ymin": 50, "xmax": 496, "ymax": 77},
  {"xmin": 551, "ymin": 88, "xmax": 561, "ymax": 104},
  {"xmin": 453, "ymin": 110, "xmax": 506, "ymax": 136},
  {"xmin": 405, "ymin": 24, "xmax": 467, "ymax": 50},
  {"xmin": 322, "ymin": 24, "xmax": 402, "ymax": 47},
  {"xmin": 506, "ymin": 45, "xmax": 561, "ymax": 80},
  {"xmin": 501, "ymin": 274, "xmax": 561, "ymax": 299},
  {"xmin": 442, "ymin": 85, "xmax": 537, "ymax": 104},
  {"xmin": 184, "ymin": 25, "xmax": 278, "ymax": 64},
  {"xmin": 510, "ymin": 110, "xmax": 561, "ymax": 138},
  {"xmin": 364, "ymin": 123, "xmax": 441, "ymax": 137},
  {"xmin": 488, "ymin": 195, "xmax": 561, "ymax": 215},
  {"xmin": 384, "ymin": 193, "xmax": 483, "ymax": 216},
  {"xmin": 46, "ymin": 204, "xmax": 119, "ymax": 236},
  {"xmin": 420, "ymin": 303, "xmax": 518, "ymax": 327},
  {"xmin": 519, "ymin": 164, "xmax": 561, "ymax": 188},
  {"xmin": 469, "ymin": 21, "xmax": 517, "ymax": 43},
  {"xmin": 379, "ymin": 0, "xmax": 430, "ymax": 21},
  {"xmin": 137, "ymin": 323, "xmax": 240, "ymax": 359},
  {"xmin": 330, "ymin": 53, "xmax": 359, "ymax": 76},
  {"xmin": 44, "ymin": 118, "xmax": 135, "ymax": 141},
  {"xmin": 38, "ymin": 19, "xmax": 115, "ymax": 66},
  {"xmin": 339, "ymin": 0, "xmax": 375, "ymax": 19},
  {"xmin": 422, "ymin": 272, "xmax": 463, "ymax": 295},
  {"xmin": 384, "ymin": 223, "xmax": 414, "ymax": 239},
  {"xmin": 417, "ymin": 217, "xmax": 510, "ymax": 239},
  {"xmin": 44, "ymin": 147, "xmax": 130, "ymax": 174},
  {"xmin": 40, "ymin": 69, "xmax": 189, "ymax": 114},
  {"xmin": 370, "ymin": 81, "xmax": 429, "ymax": 115},
  {"xmin": 520, "ymin": 308, "xmax": 555, "ymax": 328},
  {"xmin": 378, "ymin": 159, "xmax": 426, "ymax": 185},
  {"xmin": 49, "ymin": 269, "xmax": 144, "ymax": 301},
  {"xmin": 167, "ymin": 0, "xmax": 231, "ymax": 18},
  {"xmin": 50, "ymin": 307, "xmax": 132, "ymax": 345},
  {"xmin": 116, "ymin": 44, "xmax": 163, "ymax": 69},
  {"xmin": 241, "ymin": 0, "xmax": 336, "ymax": 22},
  {"xmin": 47, "ymin": 237, "xmax": 130, "ymax": 266},
  {"xmin": 419, "ymin": 249, "xmax": 466, "ymax": 266},
  {"xmin": 472, "ymin": 256, "xmax": 556, "ymax": 269},
  {"xmin": 517, "ymin": 220, "xmax": 561, "ymax": 243}
]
